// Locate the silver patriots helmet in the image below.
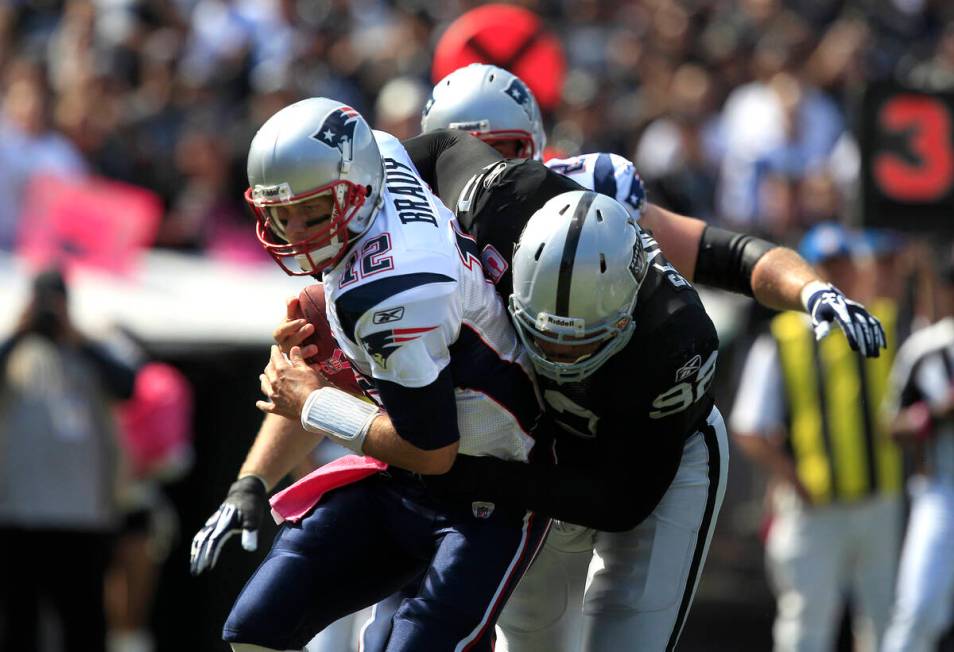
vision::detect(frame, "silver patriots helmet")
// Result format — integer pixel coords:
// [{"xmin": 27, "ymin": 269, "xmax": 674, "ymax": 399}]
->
[
  {"xmin": 509, "ymin": 191, "xmax": 648, "ymax": 383},
  {"xmin": 421, "ymin": 63, "xmax": 546, "ymax": 160},
  {"xmin": 246, "ymin": 98, "xmax": 385, "ymax": 275}
]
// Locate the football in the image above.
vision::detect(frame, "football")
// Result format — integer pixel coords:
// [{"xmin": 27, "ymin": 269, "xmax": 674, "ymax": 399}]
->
[
  {"xmin": 298, "ymin": 284, "xmax": 337, "ymax": 362},
  {"xmin": 298, "ymin": 284, "xmax": 363, "ymax": 394}
]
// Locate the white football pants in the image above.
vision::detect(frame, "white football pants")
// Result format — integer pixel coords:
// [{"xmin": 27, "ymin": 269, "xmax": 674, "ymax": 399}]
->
[{"xmin": 495, "ymin": 407, "xmax": 729, "ymax": 652}]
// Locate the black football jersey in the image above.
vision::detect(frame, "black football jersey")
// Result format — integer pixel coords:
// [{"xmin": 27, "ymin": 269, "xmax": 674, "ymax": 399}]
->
[
  {"xmin": 404, "ymin": 130, "xmax": 581, "ymax": 300},
  {"xmin": 541, "ymin": 230, "xmax": 719, "ymax": 484},
  {"xmin": 405, "ymin": 130, "xmax": 720, "ymax": 528}
]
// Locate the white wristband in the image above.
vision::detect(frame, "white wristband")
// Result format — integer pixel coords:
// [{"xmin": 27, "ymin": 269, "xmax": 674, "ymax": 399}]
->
[
  {"xmin": 800, "ymin": 280, "xmax": 830, "ymax": 311},
  {"xmin": 301, "ymin": 387, "xmax": 379, "ymax": 454}
]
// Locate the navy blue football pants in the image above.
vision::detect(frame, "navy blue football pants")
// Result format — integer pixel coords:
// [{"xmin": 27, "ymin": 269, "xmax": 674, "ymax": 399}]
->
[{"xmin": 223, "ymin": 472, "xmax": 549, "ymax": 651}]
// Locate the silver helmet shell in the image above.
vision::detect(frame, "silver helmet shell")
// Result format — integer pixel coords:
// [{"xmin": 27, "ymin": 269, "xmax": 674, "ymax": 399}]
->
[
  {"xmin": 509, "ymin": 190, "xmax": 648, "ymax": 383},
  {"xmin": 246, "ymin": 98, "xmax": 385, "ymax": 275},
  {"xmin": 422, "ymin": 64, "xmax": 546, "ymax": 160}
]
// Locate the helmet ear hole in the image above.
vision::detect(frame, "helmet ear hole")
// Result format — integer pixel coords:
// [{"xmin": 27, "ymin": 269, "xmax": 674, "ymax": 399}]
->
[
  {"xmin": 600, "ymin": 254, "xmax": 607, "ymax": 273},
  {"xmin": 534, "ymin": 243, "xmax": 545, "ymax": 261}
]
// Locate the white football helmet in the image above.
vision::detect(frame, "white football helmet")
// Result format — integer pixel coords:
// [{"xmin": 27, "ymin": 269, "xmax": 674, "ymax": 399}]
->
[
  {"xmin": 422, "ymin": 64, "xmax": 546, "ymax": 160},
  {"xmin": 509, "ymin": 191, "xmax": 648, "ymax": 383},
  {"xmin": 246, "ymin": 98, "xmax": 385, "ymax": 275}
]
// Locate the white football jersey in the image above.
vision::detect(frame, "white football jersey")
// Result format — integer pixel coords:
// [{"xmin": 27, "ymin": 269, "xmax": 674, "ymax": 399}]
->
[
  {"xmin": 322, "ymin": 131, "xmax": 539, "ymax": 461},
  {"xmin": 545, "ymin": 152, "xmax": 646, "ymax": 221}
]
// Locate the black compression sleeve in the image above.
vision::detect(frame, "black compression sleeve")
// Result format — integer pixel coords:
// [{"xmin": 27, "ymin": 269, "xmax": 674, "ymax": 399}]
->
[
  {"xmin": 402, "ymin": 130, "xmax": 503, "ymax": 209},
  {"xmin": 694, "ymin": 225, "xmax": 777, "ymax": 297}
]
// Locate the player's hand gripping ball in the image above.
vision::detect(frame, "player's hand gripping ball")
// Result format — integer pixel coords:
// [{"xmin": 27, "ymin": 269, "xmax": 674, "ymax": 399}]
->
[{"xmin": 298, "ymin": 284, "xmax": 363, "ymax": 395}]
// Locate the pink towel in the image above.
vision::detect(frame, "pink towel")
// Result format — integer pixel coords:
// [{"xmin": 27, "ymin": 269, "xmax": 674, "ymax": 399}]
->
[{"xmin": 269, "ymin": 455, "xmax": 388, "ymax": 524}]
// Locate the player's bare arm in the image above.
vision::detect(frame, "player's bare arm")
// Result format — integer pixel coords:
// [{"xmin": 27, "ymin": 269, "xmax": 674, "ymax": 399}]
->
[
  {"xmin": 638, "ymin": 203, "xmax": 706, "ymax": 280},
  {"xmin": 190, "ymin": 411, "xmax": 318, "ymax": 575},
  {"xmin": 238, "ymin": 412, "xmax": 321, "ymax": 491},
  {"xmin": 643, "ymin": 203, "xmax": 814, "ymax": 311},
  {"xmin": 647, "ymin": 204, "xmax": 885, "ymax": 356},
  {"xmin": 257, "ymin": 345, "xmax": 458, "ymax": 475}
]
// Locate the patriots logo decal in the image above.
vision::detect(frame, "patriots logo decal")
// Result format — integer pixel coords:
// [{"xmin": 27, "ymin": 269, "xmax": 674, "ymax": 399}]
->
[
  {"xmin": 361, "ymin": 326, "xmax": 437, "ymax": 368},
  {"xmin": 626, "ymin": 171, "xmax": 647, "ymax": 212},
  {"xmin": 313, "ymin": 106, "xmax": 360, "ymax": 153},
  {"xmin": 503, "ymin": 78, "xmax": 534, "ymax": 119}
]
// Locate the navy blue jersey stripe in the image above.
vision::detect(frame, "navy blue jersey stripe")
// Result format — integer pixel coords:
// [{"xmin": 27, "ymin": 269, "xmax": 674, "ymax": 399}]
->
[
  {"xmin": 556, "ymin": 192, "xmax": 596, "ymax": 315},
  {"xmin": 334, "ymin": 273, "xmax": 455, "ymax": 343},
  {"xmin": 448, "ymin": 324, "xmax": 540, "ymax": 435},
  {"xmin": 592, "ymin": 153, "xmax": 617, "ymax": 201}
]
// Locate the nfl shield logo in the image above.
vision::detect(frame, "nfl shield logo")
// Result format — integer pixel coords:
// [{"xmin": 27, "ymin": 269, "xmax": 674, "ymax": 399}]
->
[{"xmin": 472, "ymin": 501, "xmax": 495, "ymax": 519}]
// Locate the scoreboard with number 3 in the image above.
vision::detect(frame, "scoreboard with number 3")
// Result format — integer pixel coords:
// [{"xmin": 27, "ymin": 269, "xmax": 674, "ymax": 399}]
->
[{"xmin": 861, "ymin": 81, "xmax": 954, "ymax": 234}]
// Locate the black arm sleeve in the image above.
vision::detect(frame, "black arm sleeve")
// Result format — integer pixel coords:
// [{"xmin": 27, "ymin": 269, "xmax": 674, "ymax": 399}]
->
[
  {"xmin": 78, "ymin": 341, "xmax": 138, "ymax": 400},
  {"xmin": 402, "ymin": 130, "xmax": 504, "ymax": 210},
  {"xmin": 694, "ymin": 225, "xmax": 777, "ymax": 297}
]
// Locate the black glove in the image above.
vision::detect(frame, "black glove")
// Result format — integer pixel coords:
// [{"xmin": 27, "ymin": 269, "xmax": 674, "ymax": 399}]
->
[
  {"xmin": 190, "ymin": 475, "xmax": 267, "ymax": 576},
  {"xmin": 806, "ymin": 283, "xmax": 887, "ymax": 358}
]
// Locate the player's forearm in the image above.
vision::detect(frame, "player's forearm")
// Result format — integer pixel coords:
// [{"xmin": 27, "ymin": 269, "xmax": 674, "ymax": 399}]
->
[
  {"xmin": 239, "ymin": 412, "xmax": 322, "ymax": 490},
  {"xmin": 749, "ymin": 246, "xmax": 821, "ymax": 311},
  {"xmin": 640, "ymin": 204, "xmax": 705, "ymax": 279},
  {"xmin": 646, "ymin": 208, "xmax": 809, "ymax": 308},
  {"xmin": 362, "ymin": 415, "xmax": 459, "ymax": 475}
]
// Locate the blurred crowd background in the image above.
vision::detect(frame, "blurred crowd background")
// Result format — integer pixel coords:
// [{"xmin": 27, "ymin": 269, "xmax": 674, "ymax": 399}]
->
[
  {"xmin": 2, "ymin": 0, "xmax": 954, "ymax": 650},
  {"xmin": 3, "ymin": 0, "xmax": 954, "ymax": 253}
]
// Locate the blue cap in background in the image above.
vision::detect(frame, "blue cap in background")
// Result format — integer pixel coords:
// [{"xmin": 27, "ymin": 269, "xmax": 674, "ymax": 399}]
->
[
  {"xmin": 799, "ymin": 222, "xmax": 853, "ymax": 265},
  {"xmin": 857, "ymin": 228, "xmax": 904, "ymax": 258}
]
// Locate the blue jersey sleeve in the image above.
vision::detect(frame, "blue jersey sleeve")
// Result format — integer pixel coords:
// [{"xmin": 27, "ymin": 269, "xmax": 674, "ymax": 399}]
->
[{"xmin": 375, "ymin": 365, "xmax": 460, "ymax": 450}]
